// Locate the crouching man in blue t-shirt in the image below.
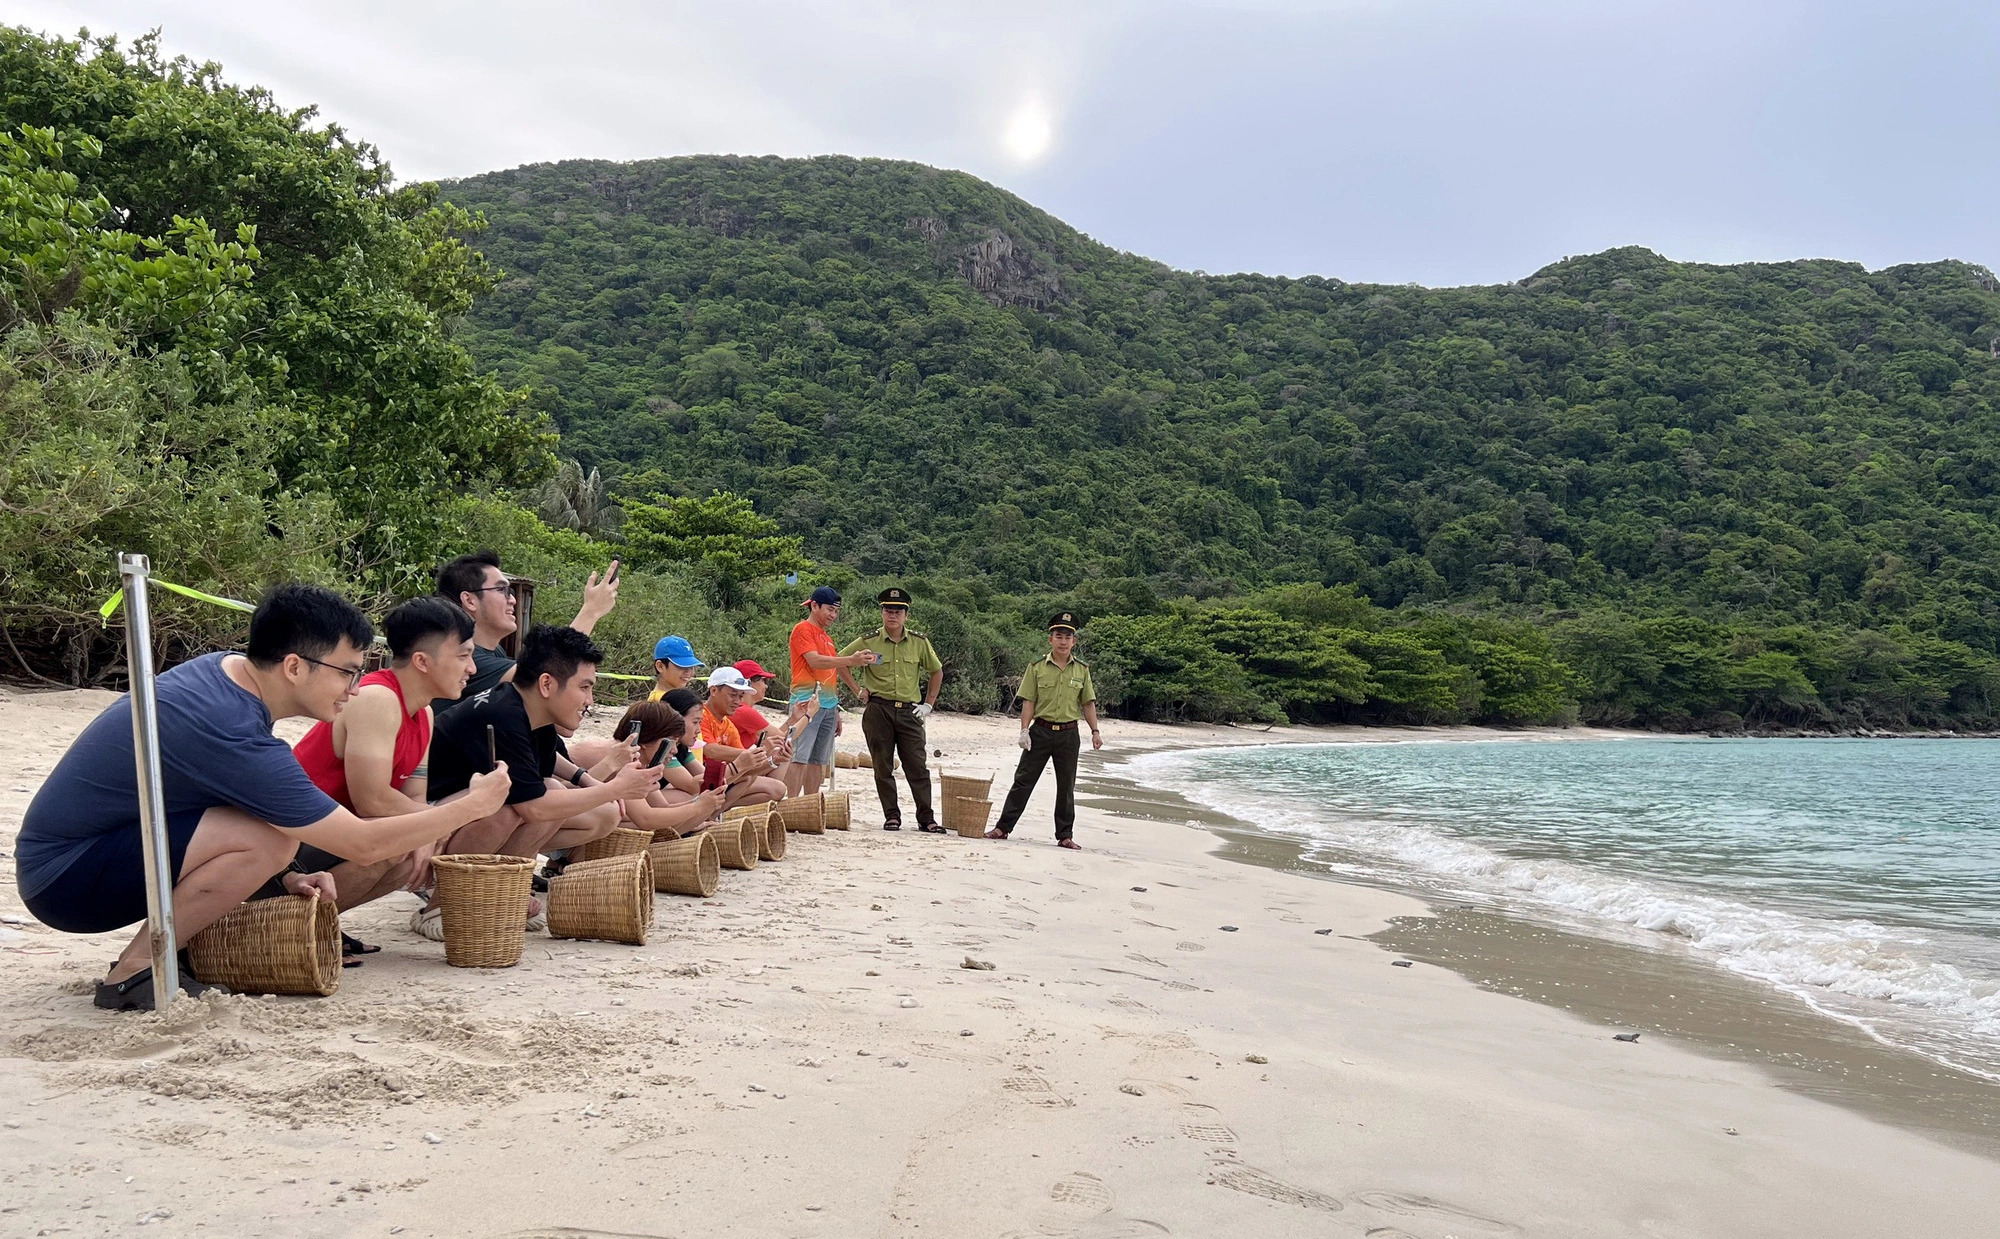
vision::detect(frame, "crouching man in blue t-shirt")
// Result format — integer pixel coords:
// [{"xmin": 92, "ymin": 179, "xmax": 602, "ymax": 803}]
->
[{"xmin": 15, "ymin": 585, "xmax": 513, "ymax": 1010}]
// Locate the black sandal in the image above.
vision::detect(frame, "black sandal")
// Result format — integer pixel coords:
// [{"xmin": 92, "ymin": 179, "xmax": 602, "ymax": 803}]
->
[
  {"xmin": 917, "ymin": 823, "xmax": 947, "ymax": 834},
  {"xmin": 341, "ymin": 932, "xmax": 379, "ymax": 968},
  {"xmin": 94, "ymin": 966, "xmax": 227, "ymax": 1011},
  {"xmin": 883, "ymin": 822, "xmax": 902, "ymax": 831}
]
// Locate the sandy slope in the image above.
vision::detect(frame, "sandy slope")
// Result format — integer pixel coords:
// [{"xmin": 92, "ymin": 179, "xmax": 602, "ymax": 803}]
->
[{"xmin": 1, "ymin": 688, "xmax": 1995, "ymax": 1238}]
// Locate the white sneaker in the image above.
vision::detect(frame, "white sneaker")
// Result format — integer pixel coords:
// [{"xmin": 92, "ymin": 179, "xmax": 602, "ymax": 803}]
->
[{"xmin": 409, "ymin": 906, "xmax": 445, "ymax": 941}]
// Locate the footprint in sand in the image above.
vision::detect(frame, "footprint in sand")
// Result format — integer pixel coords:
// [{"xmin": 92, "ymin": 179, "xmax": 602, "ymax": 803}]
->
[
  {"xmin": 1126, "ymin": 953, "xmax": 1169, "ymax": 968},
  {"xmin": 1176, "ymin": 1103, "xmax": 1237, "ymax": 1144},
  {"xmin": 1130, "ymin": 901, "xmax": 1155, "ymax": 911},
  {"xmin": 1048, "ymin": 1170, "xmax": 1115, "ymax": 1216},
  {"xmin": 1364, "ymin": 1229, "xmax": 1422, "ymax": 1239},
  {"xmin": 1175, "ymin": 942, "xmax": 1205, "ymax": 952},
  {"xmin": 1207, "ymin": 1157, "xmax": 1344, "ymax": 1213},
  {"xmin": 1002, "ymin": 1066, "xmax": 1074, "ymax": 1108},
  {"xmin": 1352, "ymin": 1191, "xmax": 1520, "ymax": 1234},
  {"xmin": 1000, "ymin": 917, "xmax": 1037, "ymax": 931}
]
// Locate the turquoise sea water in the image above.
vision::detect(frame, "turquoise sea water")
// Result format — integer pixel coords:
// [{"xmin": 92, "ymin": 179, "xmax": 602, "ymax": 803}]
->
[{"xmin": 1126, "ymin": 738, "xmax": 2000, "ymax": 1080}]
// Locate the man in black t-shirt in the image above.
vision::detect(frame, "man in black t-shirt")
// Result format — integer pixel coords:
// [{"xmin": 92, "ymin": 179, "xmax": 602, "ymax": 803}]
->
[
  {"xmin": 433, "ymin": 550, "xmax": 623, "ymax": 713},
  {"xmin": 413, "ymin": 626, "xmax": 656, "ymax": 939}
]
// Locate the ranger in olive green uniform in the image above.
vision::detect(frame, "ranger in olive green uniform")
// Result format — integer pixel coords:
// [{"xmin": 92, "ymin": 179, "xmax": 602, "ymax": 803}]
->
[
  {"xmin": 989, "ymin": 612, "xmax": 1102, "ymax": 850},
  {"xmin": 839, "ymin": 587, "xmax": 946, "ymax": 832}
]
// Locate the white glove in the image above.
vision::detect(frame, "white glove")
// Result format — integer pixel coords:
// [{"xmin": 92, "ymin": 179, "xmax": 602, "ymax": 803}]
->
[
  {"xmin": 1017, "ymin": 729, "xmax": 1032, "ymax": 751},
  {"xmin": 912, "ymin": 703, "xmax": 932, "ymax": 722}
]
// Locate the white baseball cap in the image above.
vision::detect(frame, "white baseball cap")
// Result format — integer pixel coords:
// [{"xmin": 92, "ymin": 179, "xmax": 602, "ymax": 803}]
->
[{"xmin": 705, "ymin": 666, "xmax": 751, "ymax": 691}]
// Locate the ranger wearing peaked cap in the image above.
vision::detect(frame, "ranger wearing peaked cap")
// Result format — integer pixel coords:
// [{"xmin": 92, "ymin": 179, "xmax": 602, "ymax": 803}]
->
[
  {"xmin": 987, "ymin": 610, "xmax": 1101, "ymax": 850},
  {"xmin": 839, "ymin": 587, "xmax": 945, "ymax": 832}
]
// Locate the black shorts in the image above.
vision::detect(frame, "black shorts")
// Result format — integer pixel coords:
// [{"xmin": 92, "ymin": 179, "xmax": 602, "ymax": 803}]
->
[{"xmin": 20, "ymin": 807, "xmax": 206, "ymax": 935}]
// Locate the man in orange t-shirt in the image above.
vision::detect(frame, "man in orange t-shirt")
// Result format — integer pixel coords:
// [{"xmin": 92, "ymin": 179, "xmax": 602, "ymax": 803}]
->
[
  {"xmin": 702, "ymin": 666, "xmax": 784, "ymax": 808},
  {"xmin": 785, "ymin": 586, "xmax": 877, "ymax": 796}
]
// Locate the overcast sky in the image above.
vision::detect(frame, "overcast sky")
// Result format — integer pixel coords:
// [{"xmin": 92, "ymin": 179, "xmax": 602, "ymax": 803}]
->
[{"xmin": 14, "ymin": 0, "xmax": 1998, "ymax": 286}]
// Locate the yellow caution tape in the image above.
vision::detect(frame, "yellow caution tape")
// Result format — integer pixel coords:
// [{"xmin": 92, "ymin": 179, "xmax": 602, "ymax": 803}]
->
[
  {"xmin": 100, "ymin": 577, "xmax": 661, "ymax": 680},
  {"xmin": 98, "ymin": 580, "xmax": 255, "ymax": 626}
]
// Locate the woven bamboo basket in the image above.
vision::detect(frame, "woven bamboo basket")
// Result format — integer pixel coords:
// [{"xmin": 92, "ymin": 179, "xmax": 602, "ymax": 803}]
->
[
  {"xmin": 547, "ymin": 852, "xmax": 654, "ymax": 945},
  {"xmin": 649, "ymin": 832, "xmax": 720, "ymax": 897},
  {"xmin": 431, "ymin": 853, "xmax": 536, "ymax": 968},
  {"xmin": 713, "ymin": 815, "xmax": 760, "ymax": 871},
  {"xmin": 186, "ymin": 893, "xmax": 342, "ymax": 996},
  {"xmin": 834, "ymin": 749, "xmax": 873, "ymax": 769},
  {"xmin": 569, "ymin": 826, "xmax": 652, "ymax": 865},
  {"xmin": 940, "ymin": 772, "xmax": 994, "ymax": 805},
  {"xmin": 823, "ymin": 790, "xmax": 852, "ymax": 831},
  {"xmin": 774, "ymin": 792, "xmax": 825, "ymax": 834},
  {"xmin": 757, "ymin": 810, "xmax": 787, "ymax": 861},
  {"xmin": 947, "ymin": 796, "xmax": 994, "ymax": 838}
]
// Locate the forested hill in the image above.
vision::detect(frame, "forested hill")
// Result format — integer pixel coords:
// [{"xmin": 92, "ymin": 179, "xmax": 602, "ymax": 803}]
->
[{"xmin": 442, "ymin": 156, "xmax": 2000, "ymax": 652}]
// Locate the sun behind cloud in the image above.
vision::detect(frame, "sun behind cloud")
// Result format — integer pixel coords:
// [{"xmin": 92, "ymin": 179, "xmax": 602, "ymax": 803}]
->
[{"xmin": 1001, "ymin": 94, "xmax": 1056, "ymax": 166}]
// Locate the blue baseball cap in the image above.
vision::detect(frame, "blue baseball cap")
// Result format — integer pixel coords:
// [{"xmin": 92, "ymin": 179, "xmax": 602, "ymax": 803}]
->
[
  {"xmin": 652, "ymin": 635, "xmax": 705, "ymax": 667},
  {"xmin": 808, "ymin": 585, "xmax": 842, "ymax": 606}
]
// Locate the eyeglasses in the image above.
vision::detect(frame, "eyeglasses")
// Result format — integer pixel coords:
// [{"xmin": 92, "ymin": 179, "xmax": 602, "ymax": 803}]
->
[
  {"xmin": 299, "ymin": 655, "xmax": 367, "ymax": 690},
  {"xmin": 466, "ymin": 584, "xmax": 513, "ymax": 596}
]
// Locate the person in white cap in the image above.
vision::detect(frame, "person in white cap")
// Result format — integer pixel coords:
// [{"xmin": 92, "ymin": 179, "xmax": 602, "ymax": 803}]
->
[{"xmin": 702, "ymin": 666, "xmax": 786, "ymax": 809}]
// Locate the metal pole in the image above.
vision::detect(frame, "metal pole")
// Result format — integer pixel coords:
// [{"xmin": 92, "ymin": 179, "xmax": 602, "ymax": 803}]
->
[{"xmin": 118, "ymin": 552, "xmax": 179, "ymax": 1011}]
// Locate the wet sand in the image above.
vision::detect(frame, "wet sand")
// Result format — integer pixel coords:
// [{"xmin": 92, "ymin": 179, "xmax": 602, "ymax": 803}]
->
[{"xmin": 1085, "ymin": 762, "xmax": 2000, "ymax": 1158}]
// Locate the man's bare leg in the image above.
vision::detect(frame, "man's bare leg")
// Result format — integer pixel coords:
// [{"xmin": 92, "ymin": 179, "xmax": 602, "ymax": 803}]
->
[
  {"xmin": 802, "ymin": 763, "xmax": 829, "ymax": 796},
  {"xmin": 327, "ymin": 856, "xmax": 420, "ymax": 913},
  {"xmin": 724, "ymin": 775, "xmax": 786, "ymax": 811},
  {"xmin": 540, "ymin": 801, "xmax": 621, "ymax": 853},
  {"xmin": 106, "ymin": 807, "xmax": 298, "ymax": 984}
]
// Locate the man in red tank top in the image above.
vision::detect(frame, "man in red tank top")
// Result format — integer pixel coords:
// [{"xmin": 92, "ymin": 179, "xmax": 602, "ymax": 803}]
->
[{"xmin": 292, "ymin": 597, "xmax": 477, "ymax": 952}]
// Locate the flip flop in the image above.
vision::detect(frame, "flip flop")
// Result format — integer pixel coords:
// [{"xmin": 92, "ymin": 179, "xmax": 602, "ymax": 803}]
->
[
  {"xmin": 1056, "ymin": 839, "xmax": 1082, "ymax": 850},
  {"xmin": 984, "ymin": 828, "xmax": 1011, "ymax": 840},
  {"xmin": 918, "ymin": 823, "xmax": 947, "ymax": 834},
  {"xmin": 341, "ymin": 932, "xmax": 380, "ymax": 957},
  {"xmin": 883, "ymin": 822, "xmax": 902, "ymax": 831}
]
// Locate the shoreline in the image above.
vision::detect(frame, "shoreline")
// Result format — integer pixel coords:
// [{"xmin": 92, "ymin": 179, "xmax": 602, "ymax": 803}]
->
[
  {"xmin": 1092, "ymin": 732, "xmax": 2000, "ymax": 1154},
  {"xmin": 1087, "ymin": 762, "xmax": 2000, "ymax": 1156},
  {"xmin": 2, "ymin": 694, "xmax": 1997, "ymax": 1236}
]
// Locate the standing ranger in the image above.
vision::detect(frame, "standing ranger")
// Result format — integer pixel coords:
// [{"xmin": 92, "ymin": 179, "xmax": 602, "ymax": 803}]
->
[
  {"xmin": 839, "ymin": 588, "xmax": 945, "ymax": 832},
  {"xmin": 987, "ymin": 612, "xmax": 1102, "ymax": 850}
]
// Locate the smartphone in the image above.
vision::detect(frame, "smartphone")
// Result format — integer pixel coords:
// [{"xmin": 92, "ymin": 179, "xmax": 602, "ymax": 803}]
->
[{"xmin": 486, "ymin": 724, "xmax": 497, "ymax": 773}]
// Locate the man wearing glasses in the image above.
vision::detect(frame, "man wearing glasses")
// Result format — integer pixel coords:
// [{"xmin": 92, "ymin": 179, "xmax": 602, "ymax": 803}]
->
[
  {"xmin": 434, "ymin": 549, "xmax": 622, "ymax": 713},
  {"xmin": 14, "ymin": 585, "xmax": 512, "ymax": 1009}
]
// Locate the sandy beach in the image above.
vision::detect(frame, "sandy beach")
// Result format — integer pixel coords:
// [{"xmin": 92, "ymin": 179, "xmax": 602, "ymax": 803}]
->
[{"xmin": 2, "ymin": 687, "xmax": 1997, "ymax": 1238}]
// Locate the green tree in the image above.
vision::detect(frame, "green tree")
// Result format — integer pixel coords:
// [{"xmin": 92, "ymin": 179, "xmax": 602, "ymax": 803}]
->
[{"xmin": 621, "ymin": 491, "xmax": 807, "ymax": 608}]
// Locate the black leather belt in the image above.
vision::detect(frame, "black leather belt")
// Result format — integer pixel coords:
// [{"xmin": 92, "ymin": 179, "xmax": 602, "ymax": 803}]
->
[
  {"xmin": 1034, "ymin": 719, "xmax": 1076, "ymax": 731},
  {"xmin": 871, "ymin": 698, "xmax": 918, "ymax": 708}
]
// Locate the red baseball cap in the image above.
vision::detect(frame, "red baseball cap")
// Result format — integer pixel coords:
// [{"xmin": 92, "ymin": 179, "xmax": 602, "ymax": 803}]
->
[{"xmin": 733, "ymin": 659, "xmax": 775, "ymax": 681}]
